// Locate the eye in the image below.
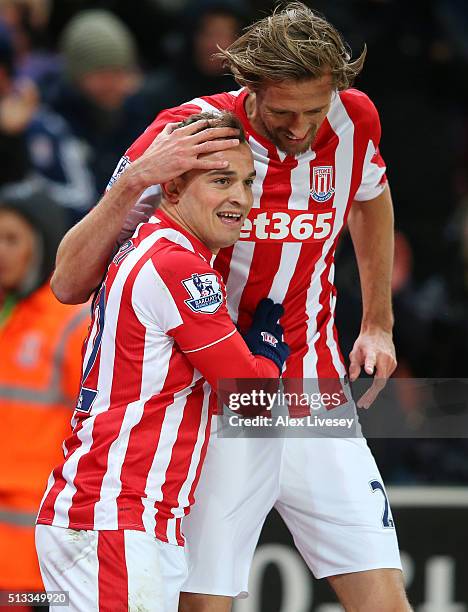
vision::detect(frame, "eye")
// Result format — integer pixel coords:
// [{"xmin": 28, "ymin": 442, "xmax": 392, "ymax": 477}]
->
[
  {"xmin": 214, "ymin": 177, "xmax": 229, "ymax": 185},
  {"xmin": 245, "ymin": 178, "xmax": 254, "ymax": 187}
]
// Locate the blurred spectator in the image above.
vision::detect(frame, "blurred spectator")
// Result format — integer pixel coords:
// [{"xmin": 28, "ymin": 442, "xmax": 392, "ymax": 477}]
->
[
  {"xmin": 142, "ymin": 0, "xmax": 247, "ymax": 115},
  {"xmin": 48, "ymin": 0, "xmax": 175, "ymax": 69},
  {"xmin": 0, "ymin": 185, "xmax": 89, "ymax": 595},
  {"xmin": 0, "ymin": 22, "xmax": 95, "ymax": 225},
  {"xmin": 0, "ymin": 0, "xmax": 62, "ymax": 91},
  {"xmin": 47, "ymin": 9, "xmax": 155, "ymax": 194}
]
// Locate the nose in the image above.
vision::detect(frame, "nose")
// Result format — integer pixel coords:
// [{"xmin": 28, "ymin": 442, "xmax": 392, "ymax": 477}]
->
[
  {"xmin": 228, "ymin": 182, "xmax": 251, "ymax": 208},
  {"xmin": 287, "ymin": 114, "xmax": 310, "ymax": 139}
]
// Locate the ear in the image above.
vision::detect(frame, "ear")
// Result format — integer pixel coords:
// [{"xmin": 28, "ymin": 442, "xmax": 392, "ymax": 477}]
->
[{"xmin": 161, "ymin": 177, "xmax": 185, "ymax": 204}]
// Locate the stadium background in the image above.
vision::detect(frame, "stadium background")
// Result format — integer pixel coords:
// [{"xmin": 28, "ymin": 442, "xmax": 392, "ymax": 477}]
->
[{"xmin": 0, "ymin": 0, "xmax": 466, "ymax": 609}]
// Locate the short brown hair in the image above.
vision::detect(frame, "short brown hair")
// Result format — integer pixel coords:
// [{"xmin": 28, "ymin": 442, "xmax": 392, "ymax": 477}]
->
[
  {"xmin": 178, "ymin": 111, "xmax": 247, "ymax": 143},
  {"xmin": 218, "ymin": 2, "xmax": 366, "ymax": 91}
]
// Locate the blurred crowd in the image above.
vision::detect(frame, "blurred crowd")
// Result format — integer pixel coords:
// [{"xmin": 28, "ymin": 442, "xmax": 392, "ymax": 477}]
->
[{"xmin": 0, "ymin": 0, "xmax": 467, "ymax": 599}]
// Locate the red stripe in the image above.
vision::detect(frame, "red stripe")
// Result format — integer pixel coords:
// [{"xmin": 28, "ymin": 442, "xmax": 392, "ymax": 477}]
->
[
  {"xmin": 214, "ymin": 244, "xmax": 234, "ymax": 284},
  {"xmin": 315, "ymin": 250, "xmax": 341, "ymax": 380},
  {"xmin": 175, "ymin": 517, "xmax": 183, "ymax": 544},
  {"xmin": 97, "ymin": 530, "xmax": 128, "ymax": 612}
]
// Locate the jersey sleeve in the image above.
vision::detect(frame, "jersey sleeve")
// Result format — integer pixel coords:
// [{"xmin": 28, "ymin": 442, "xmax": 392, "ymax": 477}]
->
[
  {"xmin": 186, "ymin": 333, "xmax": 279, "ymax": 391},
  {"xmin": 353, "ymin": 96, "xmax": 388, "ymax": 202},
  {"xmin": 138, "ymin": 245, "xmax": 279, "ymax": 388},
  {"xmin": 151, "ymin": 246, "xmax": 236, "ymax": 352}
]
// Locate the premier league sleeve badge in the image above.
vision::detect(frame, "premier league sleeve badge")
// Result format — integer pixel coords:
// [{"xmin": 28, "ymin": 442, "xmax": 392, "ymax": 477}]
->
[{"xmin": 182, "ymin": 273, "xmax": 224, "ymax": 314}]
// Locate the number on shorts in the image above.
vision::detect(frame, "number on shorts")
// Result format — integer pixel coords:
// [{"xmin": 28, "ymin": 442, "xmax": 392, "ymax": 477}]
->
[{"xmin": 370, "ymin": 480, "xmax": 394, "ymax": 528}]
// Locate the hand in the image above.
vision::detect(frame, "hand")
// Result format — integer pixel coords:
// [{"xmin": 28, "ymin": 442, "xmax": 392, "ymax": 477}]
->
[
  {"xmin": 349, "ymin": 329, "xmax": 397, "ymax": 409},
  {"xmin": 128, "ymin": 119, "xmax": 240, "ymax": 189},
  {"xmin": 242, "ymin": 298, "xmax": 290, "ymax": 374}
]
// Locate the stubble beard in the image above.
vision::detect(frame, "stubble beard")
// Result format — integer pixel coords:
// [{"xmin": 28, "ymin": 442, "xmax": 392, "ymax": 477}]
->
[{"xmin": 261, "ymin": 120, "xmax": 317, "ymax": 156}]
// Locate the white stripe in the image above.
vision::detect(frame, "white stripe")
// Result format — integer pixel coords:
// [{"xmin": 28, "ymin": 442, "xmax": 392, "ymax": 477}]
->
[
  {"xmin": 182, "ymin": 97, "xmax": 223, "ymax": 114},
  {"xmin": 268, "ymin": 154, "xmax": 312, "ymax": 303},
  {"xmin": 354, "ymin": 139, "xmax": 386, "ymax": 201},
  {"xmin": 227, "ymin": 88, "xmax": 244, "ymax": 98},
  {"xmin": 267, "ymin": 244, "xmax": 302, "ymax": 305},
  {"xmin": 304, "ymin": 95, "xmax": 354, "ymax": 377},
  {"xmin": 141, "ymin": 385, "xmax": 192, "ymax": 536},
  {"xmin": 174, "ymin": 382, "xmax": 211, "ymax": 517},
  {"xmin": 184, "ymin": 329, "xmax": 236, "ymax": 353},
  {"xmin": 133, "ymin": 260, "xmax": 184, "ymax": 333},
  {"xmin": 224, "ymin": 135, "xmax": 269, "ymax": 321},
  {"xmin": 224, "ymin": 242, "xmax": 256, "ymax": 322},
  {"xmin": 248, "ymin": 135, "xmax": 270, "ymax": 198},
  {"xmin": 166, "ymin": 516, "xmax": 177, "ymax": 544}
]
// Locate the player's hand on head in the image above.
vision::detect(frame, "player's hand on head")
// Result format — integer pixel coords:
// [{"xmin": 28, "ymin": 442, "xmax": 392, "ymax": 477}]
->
[
  {"xmin": 130, "ymin": 119, "xmax": 240, "ymax": 187},
  {"xmin": 242, "ymin": 298, "xmax": 290, "ymax": 374},
  {"xmin": 349, "ymin": 329, "xmax": 397, "ymax": 409}
]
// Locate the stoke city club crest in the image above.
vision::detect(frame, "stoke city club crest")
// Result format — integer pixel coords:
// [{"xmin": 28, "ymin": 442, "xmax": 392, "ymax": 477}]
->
[{"xmin": 310, "ymin": 166, "xmax": 335, "ymax": 203}]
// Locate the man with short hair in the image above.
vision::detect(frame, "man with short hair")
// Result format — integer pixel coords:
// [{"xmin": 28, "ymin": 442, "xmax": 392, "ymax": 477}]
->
[
  {"xmin": 35, "ymin": 113, "xmax": 289, "ymax": 611},
  {"xmin": 50, "ymin": 3, "xmax": 411, "ymax": 611}
]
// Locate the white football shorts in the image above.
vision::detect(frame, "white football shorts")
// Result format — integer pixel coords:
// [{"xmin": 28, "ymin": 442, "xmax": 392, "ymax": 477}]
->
[
  {"xmin": 35, "ymin": 525, "xmax": 187, "ymax": 611},
  {"xmin": 182, "ymin": 418, "xmax": 402, "ymax": 598}
]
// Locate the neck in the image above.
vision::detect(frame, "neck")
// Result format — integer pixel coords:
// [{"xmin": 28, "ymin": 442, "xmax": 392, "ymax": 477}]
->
[{"xmin": 159, "ymin": 203, "xmax": 219, "ymax": 255}]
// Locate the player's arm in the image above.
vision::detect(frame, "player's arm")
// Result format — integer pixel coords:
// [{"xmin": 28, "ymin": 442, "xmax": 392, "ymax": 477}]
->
[
  {"xmin": 347, "ymin": 183, "xmax": 397, "ymax": 407},
  {"xmin": 345, "ymin": 96, "xmax": 397, "ymax": 407},
  {"xmin": 51, "ymin": 117, "xmax": 240, "ymax": 305},
  {"xmin": 180, "ymin": 299, "xmax": 289, "ymax": 390},
  {"xmin": 152, "ymin": 252, "xmax": 288, "ymax": 389}
]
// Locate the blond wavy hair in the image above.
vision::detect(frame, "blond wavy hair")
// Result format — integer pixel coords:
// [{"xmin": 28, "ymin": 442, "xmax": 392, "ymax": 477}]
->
[{"xmin": 218, "ymin": 2, "xmax": 366, "ymax": 91}]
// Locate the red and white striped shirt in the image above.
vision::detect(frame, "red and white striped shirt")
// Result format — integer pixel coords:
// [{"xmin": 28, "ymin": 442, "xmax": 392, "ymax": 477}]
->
[
  {"xmin": 37, "ymin": 211, "xmax": 278, "ymax": 545},
  {"xmin": 117, "ymin": 88, "xmax": 386, "ymax": 383}
]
